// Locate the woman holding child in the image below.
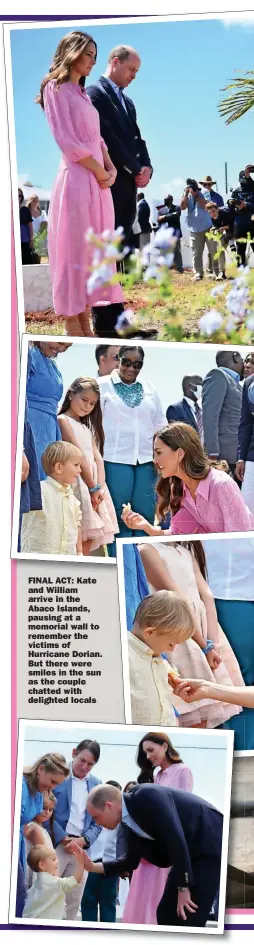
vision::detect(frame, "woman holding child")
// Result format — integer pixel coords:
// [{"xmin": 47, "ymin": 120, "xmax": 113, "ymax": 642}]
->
[
  {"xmin": 16, "ymin": 753, "xmax": 69, "ymax": 917},
  {"xmin": 122, "ymin": 422, "xmax": 254, "ymax": 535}
]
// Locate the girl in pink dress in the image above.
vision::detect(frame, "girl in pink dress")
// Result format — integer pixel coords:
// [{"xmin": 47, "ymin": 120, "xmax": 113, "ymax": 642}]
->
[
  {"xmin": 121, "ymin": 422, "xmax": 254, "ymax": 535},
  {"xmin": 138, "ymin": 541, "xmax": 245, "ymax": 727},
  {"xmin": 58, "ymin": 377, "xmax": 118, "ymax": 554},
  {"xmin": 37, "ymin": 31, "xmax": 124, "ymax": 337},
  {"xmin": 122, "ymin": 732, "xmax": 193, "ymax": 926}
]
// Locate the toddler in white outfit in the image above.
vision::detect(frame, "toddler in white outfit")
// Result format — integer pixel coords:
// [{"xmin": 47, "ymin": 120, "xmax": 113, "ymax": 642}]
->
[
  {"xmin": 21, "ymin": 441, "xmax": 83, "ymax": 556},
  {"xmin": 23, "ymin": 842, "xmax": 86, "ymax": 920}
]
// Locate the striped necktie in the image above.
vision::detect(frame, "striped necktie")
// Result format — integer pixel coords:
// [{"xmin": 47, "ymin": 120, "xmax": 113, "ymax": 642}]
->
[{"xmin": 194, "ymin": 402, "xmax": 203, "ymax": 441}]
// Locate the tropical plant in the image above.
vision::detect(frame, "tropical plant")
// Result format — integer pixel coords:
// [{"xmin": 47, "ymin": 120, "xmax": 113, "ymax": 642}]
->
[{"xmin": 218, "ymin": 71, "xmax": 254, "ymax": 124}]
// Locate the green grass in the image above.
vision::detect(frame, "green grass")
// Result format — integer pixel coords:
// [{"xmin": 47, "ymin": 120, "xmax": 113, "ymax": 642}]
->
[{"xmin": 23, "ymin": 271, "xmax": 239, "ymax": 339}]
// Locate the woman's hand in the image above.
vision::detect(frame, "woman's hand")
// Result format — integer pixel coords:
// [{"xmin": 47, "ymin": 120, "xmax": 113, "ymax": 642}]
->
[
  {"xmin": 205, "ymin": 647, "xmax": 221, "ymax": 671},
  {"xmin": 121, "ymin": 509, "xmax": 149, "ymax": 532},
  {"xmin": 172, "ymin": 678, "xmax": 211, "ymax": 703},
  {"xmin": 177, "ymin": 888, "xmax": 198, "ymax": 921},
  {"xmin": 99, "ymin": 170, "xmax": 116, "ymax": 189}
]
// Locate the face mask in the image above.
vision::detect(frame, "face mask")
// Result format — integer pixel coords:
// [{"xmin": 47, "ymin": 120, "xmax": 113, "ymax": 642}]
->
[{"xmin": 190, "ymin": 385, "xmax": 202, "ymax": 399}]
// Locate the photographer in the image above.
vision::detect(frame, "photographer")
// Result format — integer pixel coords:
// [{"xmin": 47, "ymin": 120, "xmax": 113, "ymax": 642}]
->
[
  {"xmin": 157, "ymin": 195, "xmax": 183, "ymax": 272},
  {"xmin": 180, "ymin": 178, "xmax": 212, "ymax": 280},
  {"xmin": 206, "ymin": 201, "xmax": 235, "ymax": 280},
  {"xmin": 229, "ymin": 165, "xmax": 254, "ymax": 267}
]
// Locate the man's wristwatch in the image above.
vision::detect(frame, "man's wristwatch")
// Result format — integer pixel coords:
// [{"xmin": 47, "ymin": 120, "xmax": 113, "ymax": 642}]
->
[
  {"xmin": 83, "ymin": 836, "xmax": 90, "ymax": 849},
  {"xmin": 177, "ymin": 886, "xmax": 188, "ymax": 892}
]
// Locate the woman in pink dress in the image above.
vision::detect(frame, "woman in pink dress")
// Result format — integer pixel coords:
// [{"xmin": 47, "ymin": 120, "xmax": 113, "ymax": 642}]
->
[
  {"xmin": 37, "ymin": 31, "xmax": 124, "ymax": 337},
  {"xmin": 122, "ymin": 732, "xmax": 193, "ymax": 926},
  {"xmin": 122, "ymin": 422, "xmax": 254, "ymax": 535},
  {"xmin": 58, "ymin": 377, "xmax": 118, "ymax": 554}
]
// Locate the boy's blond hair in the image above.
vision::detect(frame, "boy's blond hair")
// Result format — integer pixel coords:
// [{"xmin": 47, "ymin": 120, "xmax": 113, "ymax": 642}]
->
[
  {"xmin": 41, "ymin": 441, "xmax": 82, "ymax": 475},
  {"xmin": 133, "ymin": 590, "xmax": 195, "ymax": 643},
  {"xmin": 27, "ymin": 844, "xmax": 53, "ymax": 872}
]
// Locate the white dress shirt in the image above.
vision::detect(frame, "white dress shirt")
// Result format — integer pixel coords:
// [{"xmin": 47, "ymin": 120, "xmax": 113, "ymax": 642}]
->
[
  {"xmin": 66, "ymin": 773, "xmax": 89, "ymax": 836},
  {"xmin": 103, "ymin": 75, "xmax": 128, "ymax": 112},
  {"xmin": 21, "ymin": 477, "xmax": 82, "ymax": 555},
  {"xmin": 128, "ymin": 633, "xmax": 178, "ymax": 726},
  {"xmin": 23, "ymin": 872, "xmax": 78, "ymax": 920},
  {"xmin": 91, "ymin": 826, "xmax": 118, "ymax": 862},
  {"xmin": 98, "ymin": 371, "xmax": 167, "ymax": 465}
]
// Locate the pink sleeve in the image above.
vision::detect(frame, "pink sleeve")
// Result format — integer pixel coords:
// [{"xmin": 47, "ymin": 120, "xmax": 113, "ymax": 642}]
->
[
  {"xmin": 216, "ymin": 478, "xmax": 254, "ymax": 532},
  {"xmin": 170, "ymin": 509, "xmax": 206, "ymax": 535},
  {"xmin": 100, "ymin": 136, "xmax": 108, "ymax": 150},
  {"xmin": 177, "ymin": 766, "xmax": 193, "ymax": 792},
  {"xmin": 43, "ymin": 81, "xmax": 93, "ymax": 162}
]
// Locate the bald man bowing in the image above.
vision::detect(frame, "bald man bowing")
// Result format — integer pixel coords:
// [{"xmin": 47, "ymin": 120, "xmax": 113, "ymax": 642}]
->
[{"xmin": 76, "ymin": 782, "xmax": 223, "ymax": 927}]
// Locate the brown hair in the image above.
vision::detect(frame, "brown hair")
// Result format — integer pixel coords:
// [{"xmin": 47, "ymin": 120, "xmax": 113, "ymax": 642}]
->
[
  {"xmin": 27, "ymin": 844, "xmax": 54, "ymax": 872},
  {"xmin": 26, "ymin": 194, "xmax": 39, "ymax": 209},
  {"xmin": 133, "ymin": 589, "xmax": 195, "ymax": 643},
  {"xmin": 41, "ymin": 441, "xmax": 82, "ymax": 475},
  {"xmin": 108, "ymin": 45, "xmax": 139, "ymax": 64},
  {"xmin": 60, "ymin": 377, "xmax": 104, "ymax": 455},
  {"xmin": 23, "ymin": 753, "xmax": 70, "ymax": 795},
  {"xmin": 36, "ymin": 31, "xmax": 97, "ymax": 107},
  {"xmin": 137, "ymin": 732, "xmax": 183, "ymax": 783},
  {"xmin": 155, "ymin": 423, "xmax": 227, "ymax": 518}
]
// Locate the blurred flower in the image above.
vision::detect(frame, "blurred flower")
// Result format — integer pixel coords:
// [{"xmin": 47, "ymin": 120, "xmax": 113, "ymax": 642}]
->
[
  {"xmin": 246, "ymin": 315, "xmax": 254, "ymax": 330},
  {"xmin": 87, "ymin": 264, "xmax": 113, "ymax": 295},
  {"xmin": 153, "ymin": 226, "xmax": 177, "ymax": 251},
  {"xmin": 210, "ymin": 285, "xmax": 225, "ymax": 298},
  {"xmin": 199, "ymin": 310, "xmax": 223, "ymax": 335}
]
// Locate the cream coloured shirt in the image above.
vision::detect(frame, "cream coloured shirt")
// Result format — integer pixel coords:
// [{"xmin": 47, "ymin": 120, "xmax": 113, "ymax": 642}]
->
[
  {"xmin": 128, "ymin": 633, "xmax": 178, "ymax": 726},
  {"xmin": 66, "ymin": 773, "xmax": 88, "ymax": 836},
  {"xmin": 21, "ymin": 477, "xmax": 82, "ymax": 555},
  {"xmin": 22, "ymin": 872, "xmax": 78, "ymax": 919}
]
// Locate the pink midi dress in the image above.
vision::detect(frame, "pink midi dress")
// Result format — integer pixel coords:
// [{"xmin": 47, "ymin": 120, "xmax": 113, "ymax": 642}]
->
[
  {"xmin": 122, "ymin": 763, "xmax": 193, "ymax": 926},
  {"xmin": 60, "ymin": 415, "xmax": 118, "ymax": 550},
  {"xmin": 43, "ymin": 80, "xmax": 123, "ymax": 317}
]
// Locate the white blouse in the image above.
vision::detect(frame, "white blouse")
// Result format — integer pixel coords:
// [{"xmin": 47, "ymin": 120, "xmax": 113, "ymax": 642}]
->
[
  {"xmin": 98, "ymin": 371, "xmax": 167, "ymax": 465},
  {"xmin": 128, "ymin": 633, "xmax": 178, "ymax": 727},
  {"xmin": 21, "ymin": 477, "xmax": 82, "ymax": 555}
]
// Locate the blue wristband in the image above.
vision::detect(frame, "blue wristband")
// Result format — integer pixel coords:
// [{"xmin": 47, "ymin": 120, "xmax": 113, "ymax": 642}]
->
[
  {"xmin": 89, "ymin": 484, "xmax": 102, "ymax": 494},
  {"xmin": 202, "ymin": 640, "xmax": 214, "ymax": 655}
]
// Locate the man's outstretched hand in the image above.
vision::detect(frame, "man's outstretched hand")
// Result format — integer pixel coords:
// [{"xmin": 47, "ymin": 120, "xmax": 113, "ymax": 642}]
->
[{"xmin": 177, "ymin": 888, "xmax": 198, "ymax": 921}]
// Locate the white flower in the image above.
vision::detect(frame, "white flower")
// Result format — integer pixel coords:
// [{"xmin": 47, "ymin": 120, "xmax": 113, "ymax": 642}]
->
[
  {"xmin": 114, "ymin": 226, "xmax": 124, "ymax": 238},
  {"xmin": 153, "ymin": 226, "xmax": 176, "ymax": 251},
  {"xmin": 199, "ymin": 310, "xmax": 223, "ymax": 336},
  {"xmin": 225, "ymin": 316, "xmax": 238, "ymax": 333},
  {"xmin": 246, "ymin": 315, "xmax": 254, "ymax": 330},
  {"xmin": 104, "ymin": 244, "xmax": 120, "ymax": 260},
  {"xmin": 115, "ymin": 310, "xmax": 135, "ymax": 330},
  {"xmin": 101, "ymin": 229, "xmax": 112, "ymax": 240},
  {"xmin": 85, "ymin": 227, "xmax": 95, "ymax": 242},
  {"xmin": 87, "ymin": 264, "xmax": 113, "ymax": 294},
  {"xmin": 210, "ymin": 285, "xmax": 225, "ymax": 298},
  {"xmin": 143, "ymin": 265, "xmax": 163, "ymax": 282}
]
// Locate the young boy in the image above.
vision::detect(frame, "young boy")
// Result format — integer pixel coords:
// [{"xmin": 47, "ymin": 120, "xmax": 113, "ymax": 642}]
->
[
  {"xmin": 128, "ymin": 590, "xmax": 195, "ymax": 725},
  {"xmin": 21, "ymin": 442, "xmax": 83, "ymax": 556},
  {"xmin": 22, "ymin": 842, "xmax": 86, "ymax": 920}
]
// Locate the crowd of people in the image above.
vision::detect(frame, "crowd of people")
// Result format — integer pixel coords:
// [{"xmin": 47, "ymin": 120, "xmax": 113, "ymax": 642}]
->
[
  {"xmin": 19, "ymin": 342, "xmax": 254, "ymax": 556},
  {"xmin": 123, "ymin": 536, "xmax": 254, "ymax": 750},
  {"xmin": 18, "ymin": 189, "xmax": 48, "ymax": 265},
  {"xmin": 17, "ymin": 735, "xmax": 225, "ymax": 927},
  {"xmin": 20, "ymin": 28, "xmax": 254, "ymax": 337}
]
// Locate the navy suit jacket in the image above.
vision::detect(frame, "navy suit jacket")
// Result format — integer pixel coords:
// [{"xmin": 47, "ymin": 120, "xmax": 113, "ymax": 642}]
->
[
  {"xmin": 86, "ymin": 76, "xmax": 152, "ymax": 184},
  {"xmin": 51, "ymin": 773, "xmax": 102, "ymax": 847},
  {"xmin": 104, "ymin": 784, "xmax": 223, "ymax": 886},
  {"xmin": 166, "ymin": 398, "xmax": 199, "ymax": 433},
  {"xmin": 238, "ymin": 375, "xmax": 254, "ymax": 462}
]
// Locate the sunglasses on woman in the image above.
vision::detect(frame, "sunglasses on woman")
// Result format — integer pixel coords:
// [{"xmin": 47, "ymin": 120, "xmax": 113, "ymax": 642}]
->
[{"xmin": 120, "ymin": 358, "xmax": 144, "ymax": 369}]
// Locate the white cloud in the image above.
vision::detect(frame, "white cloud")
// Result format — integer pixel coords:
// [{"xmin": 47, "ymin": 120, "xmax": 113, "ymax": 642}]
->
[{"xmin": 222, "ymin": 15, "xmax": 254, "ymax": 29}]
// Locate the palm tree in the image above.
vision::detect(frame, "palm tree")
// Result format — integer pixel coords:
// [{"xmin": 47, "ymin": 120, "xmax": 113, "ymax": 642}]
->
[{"xmin": 218, "ymin": 71, "xmax": 254, "ymax": 124}]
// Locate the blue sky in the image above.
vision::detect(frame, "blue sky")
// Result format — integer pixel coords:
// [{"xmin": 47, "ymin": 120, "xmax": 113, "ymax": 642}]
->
[{"xmin": 10, "ymin": 16, "xmax": 254, "ymax": 202}]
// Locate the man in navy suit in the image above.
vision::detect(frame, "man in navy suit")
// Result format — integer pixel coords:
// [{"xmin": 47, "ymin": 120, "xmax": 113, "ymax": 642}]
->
[
  {"xmin": 166, "ymin": 375, "xmax": 204, "ymax": 440},
  {"xmin": 80, "ymin": 783, "xmax": 223, "ymax": 927},
  {"xmin": 51, "ymin": 738, "xmax": 102, "ymax": 920},
  {"xmin": 87, "ymin": 45, "xmax": 152, "ymax": 334}
]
